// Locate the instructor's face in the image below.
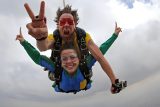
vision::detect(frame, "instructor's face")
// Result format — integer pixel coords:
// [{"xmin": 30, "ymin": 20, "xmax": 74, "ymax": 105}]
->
[{"xmin": 58, "ymin": 13, "xmax": 76, "ymax": 38}]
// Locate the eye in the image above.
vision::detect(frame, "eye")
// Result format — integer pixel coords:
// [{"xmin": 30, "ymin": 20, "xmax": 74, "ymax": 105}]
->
[
  {"xmin": 68, "ymin": 20, "xmax": 73, "ymax": 25},
  {"xmin": 61, "ymin": 57, "xmax": 68, "ymax": 61},
  {"xmin": 60, "ymin": 20, "xmax": 66, "ymax": 26},
  {"xmin": 70, "ymin": 55, "xmax": 77, "ymax": 60}
]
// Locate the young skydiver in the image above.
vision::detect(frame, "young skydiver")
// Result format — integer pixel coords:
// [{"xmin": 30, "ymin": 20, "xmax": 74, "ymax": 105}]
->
[
  {"xmin": 16, "ymin": 27, "xmax": 126, "ymax": 94},
  {"xmin": 24, "ymin": 1, "xmax": 122, "ymax": 90}
]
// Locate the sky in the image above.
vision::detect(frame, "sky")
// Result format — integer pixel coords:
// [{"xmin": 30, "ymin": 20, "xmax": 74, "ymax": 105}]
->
[{"xmin": 0, "ymin": 0, "xmax": 160, "ymax": 107}]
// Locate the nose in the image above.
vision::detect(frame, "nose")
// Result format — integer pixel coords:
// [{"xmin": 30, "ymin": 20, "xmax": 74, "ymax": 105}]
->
[
  {"xmin": 64, "ymin": 21, "xmax": 69, "ymax": 26},
  {"xmin": 65, "ymin": 58, "xmax": 72, "ymax": 63}
]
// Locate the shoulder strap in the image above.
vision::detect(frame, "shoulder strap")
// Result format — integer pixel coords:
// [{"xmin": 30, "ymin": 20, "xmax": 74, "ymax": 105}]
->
[
  {"xmin": 76, "ymin": 27, "xmax": 92, "ymax": 87},
  {"xmin": 50, "ymin": 29, "xmax": 63, "ymax": 84},
  {"xmin": 76, "ymin": 27, "xmax": 87, "ymax": 56}
]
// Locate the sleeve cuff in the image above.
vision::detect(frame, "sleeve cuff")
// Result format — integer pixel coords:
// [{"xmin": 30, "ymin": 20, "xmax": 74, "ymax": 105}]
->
[{"xmin": 20, "ymin": 40, "xmax": 27, "ymax": 46}]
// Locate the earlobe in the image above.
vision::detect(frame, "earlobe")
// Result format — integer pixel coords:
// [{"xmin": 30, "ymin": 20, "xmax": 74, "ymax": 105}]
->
[{"xmin": 61, "ymin": 63, "xmax": 64, "ymax": 68}]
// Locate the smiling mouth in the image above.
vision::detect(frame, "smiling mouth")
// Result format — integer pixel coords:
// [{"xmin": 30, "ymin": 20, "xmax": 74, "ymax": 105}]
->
[
  {"xmin": 66, "ymin": 65, "xmax": 74, "ymax": 69},
  {"xmin": 65, "ymin": 63, "xmax": 76, "ymax": 70}
]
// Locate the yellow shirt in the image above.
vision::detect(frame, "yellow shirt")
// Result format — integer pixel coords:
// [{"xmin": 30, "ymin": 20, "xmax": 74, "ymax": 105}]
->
[{"xmin": 47, "ymin": 32, "xmax": 92, "ymax": 46}]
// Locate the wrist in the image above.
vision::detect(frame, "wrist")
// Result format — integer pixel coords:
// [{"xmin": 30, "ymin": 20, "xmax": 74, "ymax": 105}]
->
[
  {"xmin": 20, "ymin": 39, "xmax": 26, "ymax": 45},
  {"xmin": 20, "ymin": 39, "xmax": 25, "ymax": 43},
  {"xmin": 113, "ymin": 32, "xmax": 118, "ymax": 36},
  {"xmin": 36, "ymin": 36, "xmax": 47, "ymax": 41}
]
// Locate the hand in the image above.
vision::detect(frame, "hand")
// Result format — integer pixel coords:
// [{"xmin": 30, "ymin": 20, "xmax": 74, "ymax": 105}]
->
[
  {"xmin": 24, "ymin": 1, "xmax": 48, "ymax": 40},
  {"xmin": 111, "ymin": 79, "xmax": 127, "ymax": 94},
  {"xmin": 16, "ymin": 27, "xmax": 24, "ymax": 43},
  {"xmin": 114, "ymin": 22, "xmax": 122, "ymax": 36}
]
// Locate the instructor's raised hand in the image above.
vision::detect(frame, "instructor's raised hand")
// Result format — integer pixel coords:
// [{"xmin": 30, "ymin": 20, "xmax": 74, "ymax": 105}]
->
[{"xmin": 24, "ymin": 1, "xmax": 48, "ymax": 40}]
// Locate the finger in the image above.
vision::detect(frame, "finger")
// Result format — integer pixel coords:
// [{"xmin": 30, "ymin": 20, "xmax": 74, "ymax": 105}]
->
[
  {"xmin": 24, "ymin": 3, "xmax": 35, "ymax": 20},
  {"xmin": 16, "ymin": 35, "xmax": 20, "ymax": 40},
  {"xmin": 120, "ymin": 28, "xmax": 122, "ymax": 32},
  {"xmin": 15, "ymin": 35, "xmax": 18, "ymax": 40},
  {"xmin": 115, "ymin": 22, "xmax": 117, "ymax": 29},
  {"xmin": 119, "ymin": 27, "xmax": 122, "ymax": 32},
  {"xmin": 39, "ymin": 1, "xmax": 45, "ymax": 20},
  {"xmin": 26, "ymin": 23, "xmax": 34, "ymax": 30},
  {"xmin": 20, "ymin": 27, "xmax": 22, "ymax": 35}
]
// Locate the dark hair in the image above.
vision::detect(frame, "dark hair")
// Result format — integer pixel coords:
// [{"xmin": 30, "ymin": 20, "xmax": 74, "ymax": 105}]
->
[
  {"xmin": 54, "ymin": 5, "xmax": 79, "ymax": 25},
  {"xmin": 60, "ymin": 42, "xmax": 80, "ymax": 59}
]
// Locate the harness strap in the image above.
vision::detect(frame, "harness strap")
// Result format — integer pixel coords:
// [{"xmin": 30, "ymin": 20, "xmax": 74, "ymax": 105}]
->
[
  {"xmin": 76, "ymin": 28, "xmax": 92, "ymax": 85},
  {"xmin": 52, "ymin": 30, "xmax": 62, "ymax": 84}
]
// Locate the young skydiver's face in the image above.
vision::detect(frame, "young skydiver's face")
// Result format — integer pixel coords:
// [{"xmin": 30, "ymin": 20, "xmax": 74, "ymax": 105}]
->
[
  {"xmin": 58, "ymin": 13, "xmax": 76, "ymax": 39},
  {"xmin": 61, "ymin": 49, "xmax": 79, "ymax": 75}
]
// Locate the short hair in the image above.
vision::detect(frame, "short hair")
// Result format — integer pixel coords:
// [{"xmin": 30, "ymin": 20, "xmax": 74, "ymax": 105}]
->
[{"xmin": 54, "ymin": 5, "xmax": 79, "ymax": 25}]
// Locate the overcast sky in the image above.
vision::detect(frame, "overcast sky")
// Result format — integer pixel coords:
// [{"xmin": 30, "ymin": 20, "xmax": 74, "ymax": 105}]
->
[{"xmin": 0, "ymin": 0, "xmax": 160, "ymax": 107}]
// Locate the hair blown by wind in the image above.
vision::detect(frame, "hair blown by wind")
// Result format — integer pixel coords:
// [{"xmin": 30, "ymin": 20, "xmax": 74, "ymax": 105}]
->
[{"xmin": 54, "ymin": 5, "xmax": 79, "ymax": 25}]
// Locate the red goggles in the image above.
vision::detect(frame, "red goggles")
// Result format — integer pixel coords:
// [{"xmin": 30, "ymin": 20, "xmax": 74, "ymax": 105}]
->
[{"xmin": 59, "ymin": 18, "xmax": 74, "ymax": 26}]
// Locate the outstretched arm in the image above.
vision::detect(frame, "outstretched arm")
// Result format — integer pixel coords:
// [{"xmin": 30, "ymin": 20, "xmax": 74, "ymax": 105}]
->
[
  {"xmin": 99, "ymin": 33, "xmax": 118, "ymax": 55},
  {"xmin": 87, "ymin": 33, "xmax": 118, "ymax": 68},
  {"xmin": 88, "ymin": 40, "xmax": 116, "ymax": 84},
  {"xmin": 87, "ymin": 23, "xmax": 122, "ymax": 84},
  {"xmin": 99, "ymin": 22, "xmax": 122, "ymax": 54},
  {"xmin": 16, "ymin": 27, "xmax": 55, "ymax": 71}
]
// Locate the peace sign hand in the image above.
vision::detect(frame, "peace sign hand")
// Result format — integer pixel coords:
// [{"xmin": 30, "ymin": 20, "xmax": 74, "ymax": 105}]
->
[
  {"xmin": 24, "ymin": 1, "xmax": 48, "ymax": 40},
  {"xmin": 114, "ymin": 22, "xmax": 122, "ymax": 36},
  {"xmin": 24, "ymin": 1, "xmax": 46, "ymax": 27}
]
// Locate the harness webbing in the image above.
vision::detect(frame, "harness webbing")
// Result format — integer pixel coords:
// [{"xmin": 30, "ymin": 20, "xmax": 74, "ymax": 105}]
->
[
  {"xmin": 76, "ymin": 28, "xmax": 92, "ymax": 85},
  {"xmin": 51, "ymin": 30, "xmax": 62, "ymax": 84}
]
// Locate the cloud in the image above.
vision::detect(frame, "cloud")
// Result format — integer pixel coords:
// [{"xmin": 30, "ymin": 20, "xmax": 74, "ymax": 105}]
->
[
  {"xmin": 119, "ymin": 0, "xmax": 154, "ymax": 9},
  {"xmin": 1, "ymin": 71, "xmax": 160, "ymax": 107},
  {"xmin": 107, "ymin": 0, "xmax": 160, "ymax": 29},
  {"xmin": 105, "ymin": 20, "xmax": 160, "ymax": 83}
]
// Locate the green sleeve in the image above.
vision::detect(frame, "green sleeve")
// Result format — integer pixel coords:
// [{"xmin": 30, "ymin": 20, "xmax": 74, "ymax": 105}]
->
[
  {"xmin": 20, "ymin": 40, "xmax": 55, "ymax": 71},
  {"xmin": 21, "ymin": 40, "xmax": 41, "ymax": 64},
  {"xmin": 86, "ymin": 33, "xmax": 118, "ymax": 64},
  {"xmin": 100, "ymin": 33, "xmax": 118, "ymax": 55}
]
